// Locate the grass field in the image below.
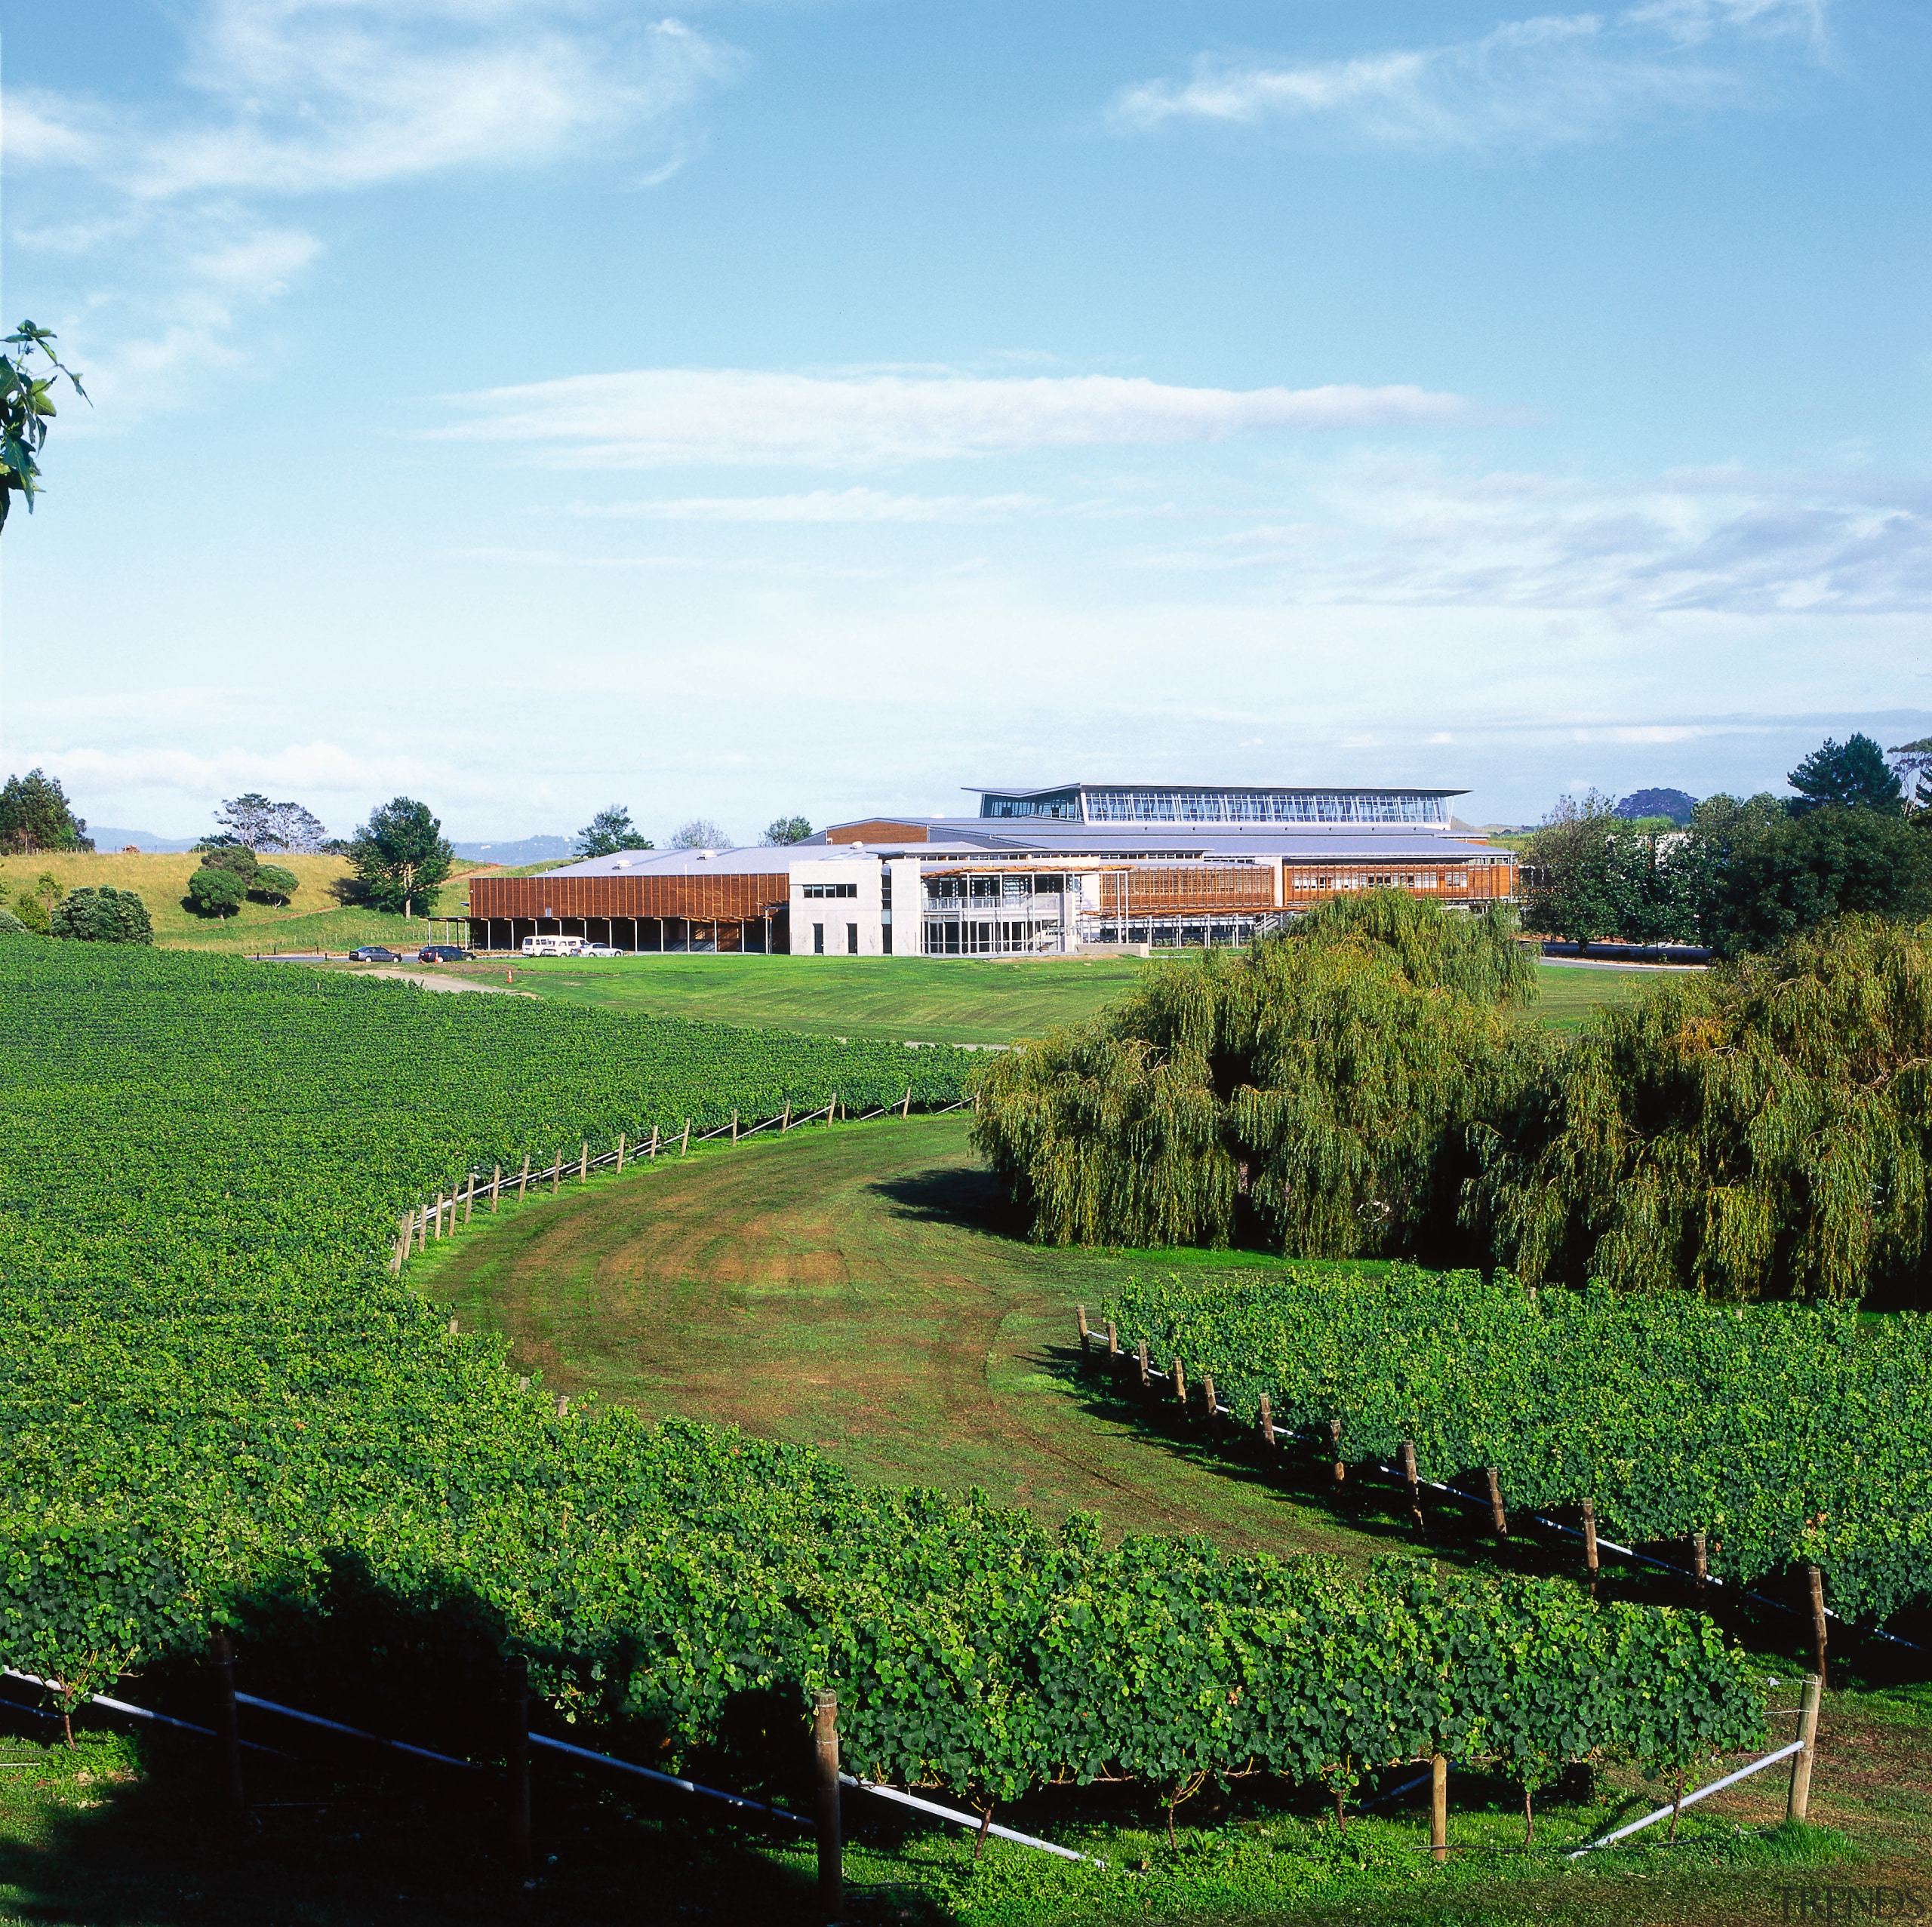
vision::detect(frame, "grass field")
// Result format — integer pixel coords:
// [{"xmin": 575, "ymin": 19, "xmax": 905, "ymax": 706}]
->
[
  {"xmin": 2, "ymin": 849, "xmax": 489, "ymax": 955},
  {"xmin": 383, "ymin": 952, "xmax": 1653, "ymax": 1047}
]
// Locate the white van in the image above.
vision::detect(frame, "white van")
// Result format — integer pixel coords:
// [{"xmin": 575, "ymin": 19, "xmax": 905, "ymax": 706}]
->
[{"xmin": 521, "ymin": 933, "xmax": 587, "ymax": 957}]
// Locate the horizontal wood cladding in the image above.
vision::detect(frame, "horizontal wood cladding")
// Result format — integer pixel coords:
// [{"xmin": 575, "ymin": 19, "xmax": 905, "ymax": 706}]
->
[
  {"xmin": 1281, "ymin": 859, "xmax": 1518, "ymax": 902},
  {"xmin": 826, "ymin": 819, "xmax": 929, "ymax": 844},
  {"xmin": 469, "ymin": 873, "xmax": 791, "ymax": 922},
  {"xmin": 1103, "ymin": 866, "xmax": 1279, "ymax": 917}
]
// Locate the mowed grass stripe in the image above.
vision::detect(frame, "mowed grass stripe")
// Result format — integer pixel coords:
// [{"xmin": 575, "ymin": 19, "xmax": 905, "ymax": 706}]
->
[{"xmin": 417, "ymin": 1114, "xmax": 1379, "ymax": 1559}]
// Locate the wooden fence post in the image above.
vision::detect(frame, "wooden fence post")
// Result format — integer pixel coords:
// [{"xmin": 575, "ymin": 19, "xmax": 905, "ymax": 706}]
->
[
  {"xmin": 1430, "ymin": 1753, "xmax": 1447, "ymax": 1867},
  {"xmin": 649, "ymin": 1126, "xmax": 659, "ymax": 1161},
  {"xmin": 1401, "ymin": 1439, "xmax": 1423, "ymax": 1533},
  {"xmin": 579, "ymin": 1141, "xmax": 588, "ymax": 1184},
  {"xmin": 518, "ymin": 1153, "xmax": 530, "ymax": 1200},
  {"xmin": 1171, "ymin": 1357, "xmax": 1186, "ymax": 1415},
  {"xmin": 416, "ymin": 1207, "xmax": 427, "ymax": 1254},
  {"xmin": 1786, "ymin": 1673, "xmax": 1822, "ymax": 1825},
  {"xmin": 1807, "ymin": 1566, "xmax": 1828, "ymax": 1689},
  {"xmin": 1106, "ymin": 1319, "xmax": 1118, "ymax": 1359},
  {"xmin": 782, "ymin": 1102, "xmax": 792, "ymax": 1133},
  {"xmin": 1259, "ymin": 1393, "xmax": 1275, "ymax": 1449},
  {"xmin": 506, "ymin": 1655, "xmax": 532, "ymax": 1882},
  {"xmin": 1691, "ymin": 1531, "xmax": 1708, "ymax": 1597},
  {"xmin": 901, "ymin": 1087, "xmax": 911, "ymax": 1119},
  {"xmin": 432, "ymin": 1194, "xmax": 444, "ymax": 1242},
  {"xmin": 209, "ymin": 1628, "xmax": 246, "ymax": 1825},
  {"xmin": 731, "ymin": 1110, "xmax": 739, "ymax": 1145},
  {"xmin": 616, "ymin": 1134, "xmax": 626, "ymax": 1174},
  {"xmin": 550, "ymin": 1155, "xmax": 560, "ymax": 1197},
  {"xmin": 813, "ymin": 1690, "xmax": 842, "ymax": 1922},
  {"xmin": 491, "ymin": 1163, "xmax": 503, "ymax": 1213},
  {"xmin": 681, "ymin": 1120, "xmax": 691, "ymax": 1157},
  {"xmin": 394, "ymin": 1216, "xmax": 409, "ymax": 1274},
  {"xmin": 1486, "ymin": 1468, "xmax": 1509, "ymax": 1541},
  {"xmin": 1076, "ymin": 1305, "xmax": 1090, "ymax": 1355},
  {"xmin": 1137, "ymin": 1338, "xmax": 1150, "ymax": 1391},
  {"xmin": 464, "ymin": 1175, "xmax": 475, "ymax": 1225},
  {"xmin": 1201, "ymin": 1372, "xmax": 1218, "ymax": 1434},
  {"xmin": 828, "ymin": 1093, "xmax": 838, "ymax": 1127},
  {"xmin": 1330, "ymin": 1418, "xmax": 1346, "ymax": 1490},
  {"xmin": 1581, "ymin": 1496, "xmax": 1599, "ymax": 1596}
]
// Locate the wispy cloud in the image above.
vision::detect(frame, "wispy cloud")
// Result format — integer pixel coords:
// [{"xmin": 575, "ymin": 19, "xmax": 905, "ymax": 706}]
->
[
  {"xmin": 567, "ymin": 488, "xmax": 1048, "ymax": 522},
  {"xmin": 436, "ymin": 368, "xmax": 1488, "ymax": 468},
  {"xmin": 1113, "ymin": 0, "xmax": 1826, "ymax": 149}
]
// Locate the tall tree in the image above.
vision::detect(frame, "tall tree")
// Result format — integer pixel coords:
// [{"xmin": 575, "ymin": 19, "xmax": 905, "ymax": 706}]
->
[
  {"xmin": 349, "ymin": 798, "xmax": 454, "ymax": 917},
  {"xmin": 1787, "ymin": 733, "xmax": 1902, "ymax": 815},
  {"xmin": 1518, "ymin": 791, "xmax": 1630, "ymax": 951},
  {"xmin": 669, "ymin": 819, "xmax": 731, "ymax": 850},
  {"xmin": 212, "ymin": 794, "xmax": 330, "ymax": 853},
  {"xmin": 761, "ymin": 815, "xmax": 814, "ymax": 846},
  {"xmin": 1888, "ymin": 738, "xmax": 1932, "ymax": 814},
  {"xmin": 1613, "ymin": 788, "xmax": 1697, "ymax": 826},
  {"xmin": 0, "ymin": 323, "xmax": 88, "ymax": 532},
  {"xmin": 51, "ymin": 887, "xmax": 153, "ymax": 945},
  {"xmin": 574, "ymin": 806, "xmax": 654, "ymax": 858},
  {"xmin": 0, "ymin": 769, "xmax": 93, "ymax": 854}
]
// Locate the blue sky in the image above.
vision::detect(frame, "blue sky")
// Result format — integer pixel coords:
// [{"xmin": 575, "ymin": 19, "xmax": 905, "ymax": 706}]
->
[{"xmin": 3, "ymin": 0, "xmax": 1929, "ymax": 841}]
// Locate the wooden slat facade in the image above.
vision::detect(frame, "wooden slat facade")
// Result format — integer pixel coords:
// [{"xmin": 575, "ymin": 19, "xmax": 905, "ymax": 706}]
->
[
  {"xmin": 1281, "ymin": 859, "xmax": 1516, "ymax": 906},
  {"xmin": 1103, "ymin": 865, "xmax": 1279, "ymax": 917},
  {"xmin": 469, "ymin": 872, "xmax": 791, "ymax": 924}
]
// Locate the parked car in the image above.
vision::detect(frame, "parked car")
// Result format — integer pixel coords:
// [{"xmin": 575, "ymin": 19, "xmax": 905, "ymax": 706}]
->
[
  {"xmin": 349, "ymin": 945, "xmax": 398, "ymax": 962},
  {"xmin": 521, "ymin": 934, "xmax": 587, "ymax": 956},
  {"xmin": 581, "ymin": 942, "xmax": 621, "ymax": 957},
  {"xmin": 418, "ymin": 945, "xmax": 472, "ymax": 963}
]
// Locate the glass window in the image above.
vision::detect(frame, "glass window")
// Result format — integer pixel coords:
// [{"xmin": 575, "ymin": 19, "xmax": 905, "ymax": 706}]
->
[
  {"xmin": 847, "ymin": 923, "xmax": 859, "ymax": 954},
  {"xmin": 813, "ymin": 922, "xmax": 825, "ymax": 954}
]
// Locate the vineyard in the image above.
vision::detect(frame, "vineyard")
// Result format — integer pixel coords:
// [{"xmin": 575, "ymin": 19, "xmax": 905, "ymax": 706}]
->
[
  {"xmin": 0, "ymin": 940, "xmax": 1773, "ymax": 1849},
  {"xmin": 1101, "ymin": 1268, "xmax": 1932, "ymax": 1627}
]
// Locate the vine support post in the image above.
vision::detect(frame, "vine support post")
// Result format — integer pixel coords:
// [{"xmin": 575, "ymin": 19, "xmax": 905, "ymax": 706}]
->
[
  {"xmin": 1486, "ymin": 1468, "xmax": 1508, "ymax": 1541},
  {"xmin": 1401, "ymin": 1439, "xmax": 1423, "ymax": 1533},
  {"xmin": 782, "ymin": 1103, "xmax": 791, "ymax": 1133},
  {"xmin": 517, "ymin": 1152, "xmax": 531, "ymax": 1200},
  {"xmin": 505, "ymin": 1655, "xmax": 532, "ymax": 1883},
  {"xmin": 1786, "ymin": 1673, "xmax": 1822, "ymax": 1825},
  {"xmin": 731, "ymin": 1110, "xmax": 738, "ymax": 1145},
  {"xmin": 491, "ymin": 1163, "xmax": 502, "ymax": 1212},
  {"xmin": 649, "ymin": 1126, "xmax": 659, "ymax": 1160},
  {"xmin": 579, "ymin": 1141, "xmax": 588, "ymax": 1184},
  {"xmin": 1202, "ymin": 1372, "xmax": 1218, "ymax": 1436},
  {"xmin": 1691, "ymin": 1531, "xmax": 1707, "ymax": 1597},
  {"xmin": 1171, "ymin": 1357, "xmax": 1186, "ymax": 1415},
  {"xmin": 901, "ymin": 1087, "xmax": 911, "ymax": 1119},
  {"xmin": 1259, "ymin": 1393, "xmax": 1275, "ymax": 1449},
  {"xmin": 1581, "ymin": 1497, "xmax": 1599, "ymax": 1596},
  {"xmin": 1807, "ymin": 1566, "xmax": 1828, "ymax": 1689},
  {"xmin": 812, "ymin": 1690, "xmax": 842, "ymax": 1922},
  {"xmin": 1137, "ymin": 1338, "xmax": 1150, "ymax": 1391},
  {"xmin": 1076, "ymin": 1305, "xmax": 1090, "ymax": 1355},
  {"xmin": 1429, "ymin": 1753, "xmax": 1447, "ymax": 1867},
  {"xmin": 393, "ymin": 1216, "xmax": 408, "ymax": 1274},
  {"xmin": 616, "ymin": 1135, "xmax": 626, "ymax": 1174},
  {"xmin": 1330, "ymin": 1418, "xmax": 1346, "ymax": 1490},
  {"xmin": 464, "ymin": 1175, "xmax": 475, "ymax": 1225},
  {"xmin": 1106, "ymin": 1319, "xmax": 1118, "ymax": 1360},
  {"xmin": 681, "ymin": 1119, "xmax": 691, "ymax": 1157},
  {"xmin": 550, "ymin": 1154, "xmax": 559, "ymax": 1197},
  {"xmin": 828, "ymin": 1093, "xmax": 838, "ymax": 1127},
  {"xmin": 415, "ymin": 1206, "xmax": 426, "ymax": 1255},
  {"xmin": 208, "ymin": 1628, "xmax": 246, "ymax": 1826}
]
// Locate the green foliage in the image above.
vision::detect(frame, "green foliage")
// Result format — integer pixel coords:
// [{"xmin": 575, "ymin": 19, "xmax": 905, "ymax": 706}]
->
[
  {"xmin": 214, "ymin": 793, "xmax": 328, "ymax": 853},
  {"xmin": 8, "ymin": 892, "xmax": 51, "ymax": 935},
  {"xmin": 763, "ymin": 816, "xmax": 814, "ymax": 846},
  {"xmin": 49, "ymin": 886, "xmax": 153, "ymax": 945},
  {"xmin": 1473, "ymin": 916, "xmax": 1932, "ymax": 1307},
  {"xmin": 349, "ymin": 797, "xmax": 453, "ymax": 914},
  {"xmin": 251, "ymin": 865, "xmax": 300, "ymax": 906},
  {"xmin": 194, "ymin": 841, "xmax": 259, "ymax": 881},
  {"xmin": 1788, "ymin": 733, "xmax": 1902, "ymax": 816},
  {"xmin": 0, "ymin": 768, "xmax": 92, "ymax": 856},
  {"xmin": 186, "ymin": 865, "xmax": 247, "ymax": 918},
  {"xmin": 574, "ymin": 805, "xmax": 653, "ymax": 858},
  {"xmin": 1615, "ymin": 788, "xmax": 1698, "ymax": 826},
  {"xmin": 972, "ymin": 896, "xmax": 1538, "ymax": 1255},
  {"xmin": 1520, "ymin": 793, "xmax": 1697, "ymax": 949},
  {"xmin": 0, "ymin": 321, "xmax": 87, "ymax": 532},
  {"xmin": 0, "ymin": 909, "xmax": 34, "ymax": 937},
  {"xmin": 0, "ymin": 940, "xmax": 1762, "ymax": 1804},
  {"xmin": 1106, "ymin": 1265, "xmax": 1932, "ymax": 1622}
]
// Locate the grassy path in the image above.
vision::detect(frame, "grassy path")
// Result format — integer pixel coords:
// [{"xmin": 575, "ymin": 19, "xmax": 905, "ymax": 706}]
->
[{"xmin": 420, "ymin": 1114, "xmax": 1375, "ymax": 1558}]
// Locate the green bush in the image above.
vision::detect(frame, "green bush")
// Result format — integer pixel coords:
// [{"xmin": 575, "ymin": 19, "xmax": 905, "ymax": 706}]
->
[
  {"xmin": 195, "ymin": 843, "xmax": 258, "ymax": 881},
  {"xmin": 251, "ymin": 864, "xmax": 299, "ymax": 905},
  {"xmin": 0, "ymin": 908, "xmax": 34, "ymax": 937},
  {"xmin": 8, "ymin": 892, "xmax": 50, "ymax": 935},
  {"xmin": 186, "ymin": 865, "xmax": 246, "ymax": 918},
  {"xmin": 50, "ymin": 885, "xmax": 153, "ymax": 945}
]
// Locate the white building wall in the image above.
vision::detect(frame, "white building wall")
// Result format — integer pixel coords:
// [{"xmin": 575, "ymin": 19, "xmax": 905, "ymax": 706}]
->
[{"xmin": 788, "ymin": 853, "xmax": 887, "ymax": 957}]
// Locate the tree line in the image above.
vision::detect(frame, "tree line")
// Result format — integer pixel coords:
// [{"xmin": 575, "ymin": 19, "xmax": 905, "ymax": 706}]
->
[{"xmin": 1522, "ymin": 733, "xmax": 1932, "ymax": 955}]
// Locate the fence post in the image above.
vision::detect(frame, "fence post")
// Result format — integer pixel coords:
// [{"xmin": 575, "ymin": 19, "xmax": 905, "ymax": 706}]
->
[
  {"xmin": 1691, "ymin": 1531, "xmax": 1708, "ymax": 1597},
  {"xmin": 1430, "ymin": 1753, "xmax": 1447, "ymax": 1867},
  {"xmin": 1330, "ymin": 1418, "xmax": 1346, "ymax": 1491},
  {"xmin": 491, "ymin": 1163, "xmax": 502, "ymax": 1212},
  {"xmin": 550, "ymin": 1154, "xmax": 560, "ymax": 1197},
  {"xmin": 813, "ymin": 1690, "xmax": 842, "ymax": 1922},
  {"xmin": 1076, "ymin": 1305, "xmax": 1090, "ymax": 1355},
  {"xmin": 1201, "ymin": 1372, "xmax": 1218, "ymax": 1434},
  {"xmin": 416, "ymin": 1206, "xmax": 427, "ymax": 1254},
  {"xmin": 1807, "ymin": 1566, "xmax": 1828, "ymax": 1688},
  {"xmin": 1137, "ymin": 1338, "xmax": 1149, "ymax": 1391},
  {"xmin": 394, "ymin": 1216, "xmax": 409, "ymax": 1274},
  {"xmin": 209, "ymin": 1628, "xmax": 246, "ymax": 1825},
  {"xmin": 1786, "ymin": 1673, "xmax": 1822, "ymax": 1825},
  {"xmin": 1171, "ymin": 1357, "xmax": 1186, "ymax": 1415},
  {"xmin": 616, "ymin": 1134, "xmax": 626, "ymax": 1174},
  {"xmin": 650, "ymin": 1126, "xmax": 660, "ymax": 1161},
  {"xmin": 1486, "ymin": 1468, "xmax": 1509, "ymax": 1541},
  {"xmin": 579, "ymin": 1141, "xmax": 588, "ymax": 1184},
  {"xmin": 506, "ymin": 1655, "xmax": 532, "ymax": 1882},
  {"xmin": 1401, "ymin": 1440, "xmax": 1423, "ymax": 1533},
  {"xmin": 465, "ymin": 1175, "xmax": 475, "ymax": 1225},
  {"xmin": 901, "ymin": 1087, "xmax": 911, "ymax": 1119},
  {"xmin": 1106, "ymin": 1319, "xmax": 1118, "ymax": 1360},
  {"xmin": 681, "ymin": 1120, "xmax": 691, "ymax": 1157},
  {"xmin": 731, "ymin": 1110, "xmax": 739, "ymax": 1145},
  {"xmin": 1259, "ymin": 1393, "xmax": 1275, "ymax": 1449},
  {"xmin": 828, "ymin": 1093, "xmax": 838, "ymax": 1127},
  {"xmin": 1581, "ymin": 1497, "xmax": 1599, "ymax": 1596},
  {"xmin": 518, "ymin": 1153, "xmax": 530, "ymax": 1200},
  {"xmin": 782, "ymin": 1102, "xmax": 792, "ymax": 1133}
]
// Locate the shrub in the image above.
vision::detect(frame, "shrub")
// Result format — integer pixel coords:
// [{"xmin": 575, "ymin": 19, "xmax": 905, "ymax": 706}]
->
[
  {"xmin": 186, "ymin": 865, "xmax": 247, "ymax": 918},
  {"xmin": 0, "ymin": 908, "xmax": 34, "ymax": 936},
  {"xmin": 51, "ymin": 885, "xmax": 154, "ymax": 945},
  {"xmin": 251, "ymin": 865, "xmax": 299, "ymax": 906},
  {"xmin": 195, "ymin": 843, "xmax": 258, "ymax": 881},
  {"xmin": 8, "ymin": 892, "xmax": 50, "ymax": 935}
]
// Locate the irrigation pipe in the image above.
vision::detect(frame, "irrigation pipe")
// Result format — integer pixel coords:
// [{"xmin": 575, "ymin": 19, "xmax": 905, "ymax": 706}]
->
[
  {"xmin": 529, "ymin": 1732, "xmax": 809, "ymax": 1827},
  {"xmin": 232, "ymin": 1692, "xmax": 481, "ymax": 1770},
  {"xmin": 1565, "ymin": 1739, "xmax": 1806, "ymax": 1858},
  {"xmin": 840, "ymin": 1773, "xmax": 1097, "ymax": 1864},
  {"xmin": 2, "ymin": 1669, "xmax": 289, "ymax": 1754}
]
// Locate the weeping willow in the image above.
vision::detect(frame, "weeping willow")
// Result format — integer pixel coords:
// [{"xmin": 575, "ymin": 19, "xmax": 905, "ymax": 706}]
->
[
  {"xmin": 1472, "ymin": 916, "xmax": 1932, "ymax": 1302},
  {"xmin": 971, "ymin": 896, "xmax": 1542, "ymax": 1255}
]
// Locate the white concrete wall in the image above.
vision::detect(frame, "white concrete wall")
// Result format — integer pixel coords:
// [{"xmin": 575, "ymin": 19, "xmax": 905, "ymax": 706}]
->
[{"xmin": 788, "ymin": 853, "xmax": 886, "ymax": 957}]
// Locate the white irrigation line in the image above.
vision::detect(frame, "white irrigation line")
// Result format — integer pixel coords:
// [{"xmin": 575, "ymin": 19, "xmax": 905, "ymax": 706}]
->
[
  {"xmin": 841, "ymin": 1773, "xmax": 1097, "ymax": 1864},
  {"xmin": 235, "ymin": 1692, "xmax": 480, "ymax": 1771},
  {"xmin": 2, "ymin": 1668, "xmax": 289, "ymax": 1755},
  {"xmin": 531, "ymin": 1732, "xmax": 809, "ymax": 1827},
  {"xmin": 1565, "ymin": 1739, "xmax": 1805, "ymax": 1857}
]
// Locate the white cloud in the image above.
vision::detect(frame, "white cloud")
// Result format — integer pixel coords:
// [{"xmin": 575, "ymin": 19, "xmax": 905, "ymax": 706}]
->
[
  {"xmin": 41, "ymin": 740, "xmax": 421, "ymax": 803},
  {"xmin": 1112, "ymin": 0, "xmax": 1826, "ymax": 149},
  {"xmin": 435, "ymin": 369, "xmax": 1486, "ymax": 468},
  {"xmin": 566, "ymin": 488, "xmax": 1048, "ymax": 522}
]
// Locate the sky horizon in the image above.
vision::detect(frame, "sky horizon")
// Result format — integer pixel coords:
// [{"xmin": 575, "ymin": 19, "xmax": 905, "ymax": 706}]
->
[{"xmin": 3, "ymin": 0, "xmax": 1929, "ymax": 847}]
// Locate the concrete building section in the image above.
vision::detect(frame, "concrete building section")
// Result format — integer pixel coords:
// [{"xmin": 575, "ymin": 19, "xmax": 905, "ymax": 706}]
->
[{"xmin": 463, "ymin": 782, "xmax": 1518, "ymax": 957}]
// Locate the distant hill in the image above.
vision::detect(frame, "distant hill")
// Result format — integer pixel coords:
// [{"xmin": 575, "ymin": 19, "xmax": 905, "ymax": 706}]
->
[
  {"xmin": 449, "ymin": 834, "xmax": 574, "ymax": 865},
  {"xmin": 1614, "ymin": 788, "xmax": 1697, "ymax": 825},
  {"xmin": 88, "ymin": 826, "xmax": 203, "ymax": 853}
]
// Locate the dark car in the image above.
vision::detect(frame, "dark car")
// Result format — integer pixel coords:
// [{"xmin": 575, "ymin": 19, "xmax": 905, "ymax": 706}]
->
[
  {"xmin": 349, "ymin": 945, "xmax": 399, "ymax": 962},
  {"xmin": 418, "ymin": 945, "xmax": 472, "ymax": 963}
]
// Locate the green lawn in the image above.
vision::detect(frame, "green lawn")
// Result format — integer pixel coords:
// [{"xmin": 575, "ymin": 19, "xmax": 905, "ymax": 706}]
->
[{"xmin": 380, "ymin": 952, "xmax": 1657, "ymax": 1049}]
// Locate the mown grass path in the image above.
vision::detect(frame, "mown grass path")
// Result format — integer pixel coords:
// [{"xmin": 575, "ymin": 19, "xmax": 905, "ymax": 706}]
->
[{"xmin": 420, "ymin": 1114, "xmax": 1374, "ymax": 1558}]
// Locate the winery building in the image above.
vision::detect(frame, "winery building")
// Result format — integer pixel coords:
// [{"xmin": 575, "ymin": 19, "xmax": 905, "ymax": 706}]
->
[{"xmin": 463, "ymin": 782, "xmax": 1517, "ymax": 957}]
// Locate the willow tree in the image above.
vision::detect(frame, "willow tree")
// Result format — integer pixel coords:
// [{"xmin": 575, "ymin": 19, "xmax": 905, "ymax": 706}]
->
[
  {"xmin": 972, "ymin": 896, "xmax": 1541, "ymax": 1256},
  {"xmin": 1470, "ymin": 916, "xmax": 1932, "ymax": 1302}
]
